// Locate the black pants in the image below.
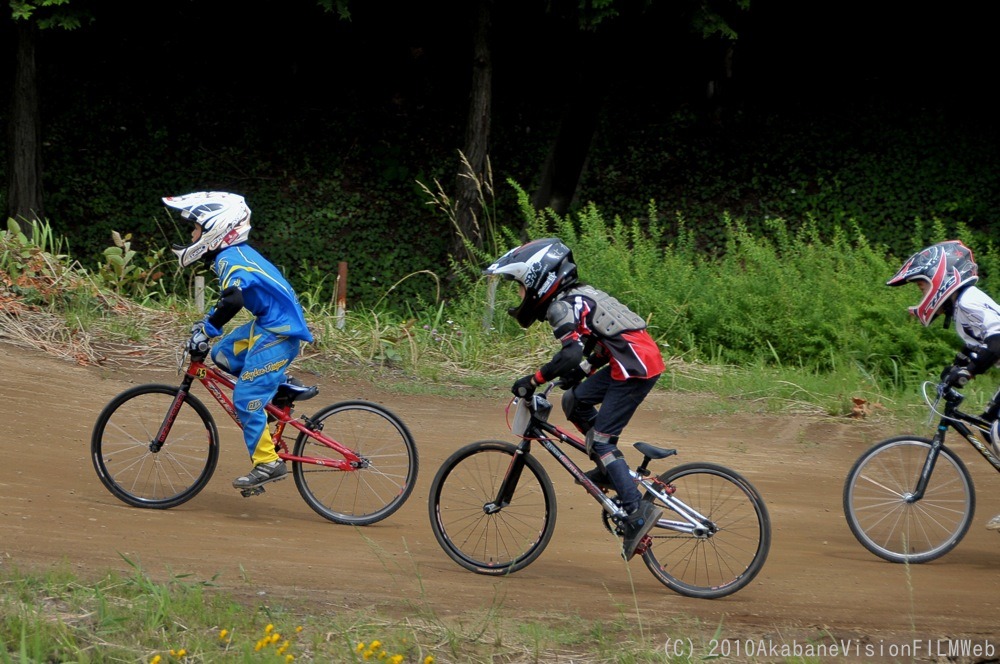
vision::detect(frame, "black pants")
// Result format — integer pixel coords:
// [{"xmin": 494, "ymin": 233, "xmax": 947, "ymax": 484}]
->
[{"xmin": 562, "ymin": 367, "xmax": 660, "ymax": 509}]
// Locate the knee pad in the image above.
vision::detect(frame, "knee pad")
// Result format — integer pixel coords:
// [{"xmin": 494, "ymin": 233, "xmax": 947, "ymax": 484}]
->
[
  {"xmin": 561, "ymin": 388, "xmax": 578, "ymax": 421},
  {"xmin": 211, "ymin": 348, "xmax": 232, "ymax": 372},
  {"xmin": 563, "ymin": 388, "xmax": 595, "ymax": 434},
  {"xmin": 585, "ymin": 428, "xmax": 620, "ymax": 462}
]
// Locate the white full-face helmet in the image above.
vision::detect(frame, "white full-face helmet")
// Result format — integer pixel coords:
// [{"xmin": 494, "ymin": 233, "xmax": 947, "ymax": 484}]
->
[{"xmin": 164, "ymin": 191, "xmax": 252, "ymax": 267}]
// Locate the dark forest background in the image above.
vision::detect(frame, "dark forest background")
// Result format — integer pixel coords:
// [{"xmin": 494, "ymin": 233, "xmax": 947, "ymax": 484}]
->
[{"xmin": 2, "ymin": 0, "xmax": 998, "ymax": 308}]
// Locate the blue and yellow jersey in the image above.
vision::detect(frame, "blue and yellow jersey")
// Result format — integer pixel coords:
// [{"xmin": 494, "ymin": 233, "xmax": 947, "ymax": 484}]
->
[{"xmin": 211, "ymin": 245, "xmax": 314, "ymax": 343}]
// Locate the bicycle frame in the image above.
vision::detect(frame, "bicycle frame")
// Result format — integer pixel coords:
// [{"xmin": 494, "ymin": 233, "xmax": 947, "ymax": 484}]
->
[
  {"xmin": 505, "ymin": 393, "xmax": 718, "ymax": 537},
  {"xmin": 153, "ymin": 356, "xmax": 364, "ymax": 471},
  {"xmin": 911, "ymin": 385, "xmax": 1000, "ymax": 501}
]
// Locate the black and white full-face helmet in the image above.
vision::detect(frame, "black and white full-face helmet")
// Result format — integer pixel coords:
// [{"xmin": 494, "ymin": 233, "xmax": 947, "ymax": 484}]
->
[
  {"xmin": 164, "ymin": 191, "xmax": 252, "ymax": 267},
  {"xmin": 887, "ymin": 240, "xmax": 979, "ymax": 326},
  {"xmin": 484, "ymin": 237, "xmax": 578, "ymax": 328}
]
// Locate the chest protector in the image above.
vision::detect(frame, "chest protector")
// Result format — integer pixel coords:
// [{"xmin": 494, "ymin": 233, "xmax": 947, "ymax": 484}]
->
[{"xmin": 559, "ymin": 285, "xmax": 647, "ymax": 336}]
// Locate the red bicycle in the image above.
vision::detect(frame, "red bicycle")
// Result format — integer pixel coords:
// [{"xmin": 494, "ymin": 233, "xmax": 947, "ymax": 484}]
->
[{"xmin": 91, "ymin": 347, "xmax": 418, "ymax": 525}]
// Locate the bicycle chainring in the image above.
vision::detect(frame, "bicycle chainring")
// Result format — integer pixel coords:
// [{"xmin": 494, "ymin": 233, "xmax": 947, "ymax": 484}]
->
[{"xmin": 600, "ymin": 497, "xmax": 625, "ymax": 535}]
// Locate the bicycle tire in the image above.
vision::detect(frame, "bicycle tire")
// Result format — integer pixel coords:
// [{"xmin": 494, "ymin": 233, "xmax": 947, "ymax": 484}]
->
[
  {"xmin": 428, "ymin": 440, "xmax": 557, "ymax": 575},
  {"xmin": 91, "ymin": 384, "xmax": 220, "ymax": 509},
  {"xmin": 292, "ymin": 400, "xmax": 418, "ymax": 525},
  {"xmin": 843, "ymin": 436, "xmax": 974, "ymax": 563},
  {"xmin": 641, "ymin": 462, "xmax": 771, "ymax": 599}
]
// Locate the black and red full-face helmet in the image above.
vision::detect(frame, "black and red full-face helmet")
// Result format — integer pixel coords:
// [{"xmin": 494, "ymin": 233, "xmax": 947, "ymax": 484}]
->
[
  {"xmin": 484, "ymin": 237, "xmax": 579, "ymax": 328},
  {"xmin": 887, "ymin": 240, "xmax": 979, "ymax": 326}
]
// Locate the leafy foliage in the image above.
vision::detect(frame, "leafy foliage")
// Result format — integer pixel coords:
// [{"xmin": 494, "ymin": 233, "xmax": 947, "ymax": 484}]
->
[
  {"xmin": 580, "ymin": 103, "xmax": 1000, "ymax": 262},
  {"xmin": 449, "ymin": 195, "xmax": 984, "ymax": 394}
]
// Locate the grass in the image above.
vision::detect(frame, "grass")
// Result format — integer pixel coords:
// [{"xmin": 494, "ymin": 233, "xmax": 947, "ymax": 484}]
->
[{"xmin": 0, "ymin": 558, "xmax": 718, "ymax": 663}]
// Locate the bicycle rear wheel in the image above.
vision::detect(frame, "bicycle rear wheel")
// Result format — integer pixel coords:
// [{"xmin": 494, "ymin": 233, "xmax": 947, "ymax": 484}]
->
[
  {"xmin": 91, "ymin": 384, "xmax": 219, "ymax": 509},
  {"xmin": 642, "ymin": 462, "xmax": 770, "ymax": 599},
  {"xmin": 843, "ymin": 436, "xmax": 974, "ymax": 563},
  {"xmin": 292, "ymin": 400, "xmax": 418, "ymax": 525},
  {"xmin": 428, "ymin": 440, "xmax": 557, "ymax": 575}
]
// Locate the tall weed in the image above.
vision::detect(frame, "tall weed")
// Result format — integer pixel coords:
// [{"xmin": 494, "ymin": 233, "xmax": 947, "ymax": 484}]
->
[{"xmin": 440, "ymin": 197, "xmax": 992, "ymax": 396}]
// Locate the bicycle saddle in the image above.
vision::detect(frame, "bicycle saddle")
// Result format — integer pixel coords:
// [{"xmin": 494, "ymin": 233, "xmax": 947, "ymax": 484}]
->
[
  {"xmin": 272, "ymin": 376, "xmax": 319, "ymax": 407},
  {"xmin": 633, "ymin": 442, "xmax": 676, "ymax": 460}
]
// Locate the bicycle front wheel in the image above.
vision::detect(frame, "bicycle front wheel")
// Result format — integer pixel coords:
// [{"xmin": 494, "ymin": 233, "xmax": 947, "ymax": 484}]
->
[
  {"xmin": 642, "ymin": 462, "xmax": 771, "ymax": 599},
  {"xmin": 91, "ymin": 384, "xmax": 220, "ymax": 509},
  {"xmin": 428, "ymin": 440, "xmax": 557, "ymax": 575},
  {"xmin": 843, "ymin": 436, "xmax": 974, "ymax": 563},
  {"xmin": 292, "ymin": 400, "xmax": 418, "ymax": 525}
]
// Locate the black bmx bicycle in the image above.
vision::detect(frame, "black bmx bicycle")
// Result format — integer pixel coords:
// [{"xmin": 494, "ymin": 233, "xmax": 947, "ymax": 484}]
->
[
  {"xmin": 843, "ymin": 380, "xmax": 1000, "ymax": 563},
  {"xmin": 427, "ymin": 384, "xmax": 771, "ymax": 599}
]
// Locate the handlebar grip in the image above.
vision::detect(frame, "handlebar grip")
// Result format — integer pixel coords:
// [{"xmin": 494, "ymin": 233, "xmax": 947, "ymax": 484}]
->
[{"xmin": 187, "ymin": 343, "xmax": 209, "ymax": 361}]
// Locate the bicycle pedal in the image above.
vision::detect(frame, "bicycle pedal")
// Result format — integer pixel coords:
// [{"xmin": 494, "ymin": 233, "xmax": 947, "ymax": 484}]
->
[{"xmin": 238, "ymin": 474, "xmax": 288, "ymax": 495}]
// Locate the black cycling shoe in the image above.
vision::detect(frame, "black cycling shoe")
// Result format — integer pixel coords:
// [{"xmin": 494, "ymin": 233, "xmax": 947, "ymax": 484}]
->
[{"xmin": 622, "ymin": 500, "xmax": 663, "ymax": 561}]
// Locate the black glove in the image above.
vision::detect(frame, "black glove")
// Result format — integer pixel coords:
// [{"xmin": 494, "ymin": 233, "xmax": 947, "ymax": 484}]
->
[
  {"xmin": 511, "ymin": 375, "xmax": 536, "ymax": 398},
  {"xmin": 954, "ymin": 350, "xmax": 973, "ymax": 367},
  {"xmin": 938, "ymin": 364, "xmax": 972, "ymax": 394},
  {"xmin": 556, "ymin": 365, "xmax": 588, "ymax": 390},
  {"xmin": 188, "ymin": 321, "xmax": 211, "ymax": 355}
]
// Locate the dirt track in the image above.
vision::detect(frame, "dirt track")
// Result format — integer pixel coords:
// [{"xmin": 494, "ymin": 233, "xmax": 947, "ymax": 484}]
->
[{"xmin": 3, "ymin": 342, "xmax": 1000, "ymax": 660}]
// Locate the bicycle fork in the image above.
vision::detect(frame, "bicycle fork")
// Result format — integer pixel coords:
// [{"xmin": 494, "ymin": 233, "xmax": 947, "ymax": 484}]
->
[
  {"xmin": 150, "ymin": 374, "xmax": 198, "ymax": 453},
  {"xmin": 907, "ymin": 429, "xmax": 948, "ymax": 503},
  {"xmin": 484, "ymin": 438, "xmax": 628, "ymax": 519}
]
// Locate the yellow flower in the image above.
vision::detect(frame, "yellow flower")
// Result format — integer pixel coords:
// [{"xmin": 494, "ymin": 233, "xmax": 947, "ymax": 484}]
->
[
  {"xmin": 295, "ymin": 626, "xmax": 303, "ymax": 633},
  {"xmin": 390, "ymin": 656, "xmax": 404, "ymax": 664},
  {"xmin": 150, "ymin": 656, "xmax": 162, "ymax": 664},
  {"xmin": 265, "ymin": 624, "xmax": 275, "ymax": 634},
  {"xmin": 370, "ymin": 640, "xmax": 382, "ymax": 650},
  {"xmin": 177, "ymin": 649, "xmax": 187, "ymax": 657},
  {"xmin": 363, "ymin": 651, "xmax": 373, "ymax": 661},
  {"xmin": 219, "ymin": 629, "xmax": 229, "ymax": 641},
  {"xmin": 424, "ymin": 657, "xmax": 435, "ymax": 664},
  {"xmin": 356, "ymin": 642, "xmax": 366, "ymax": 653},
  {"xmin": 285, "ymin": 656, "xmax": 295, "ymax": 663}
]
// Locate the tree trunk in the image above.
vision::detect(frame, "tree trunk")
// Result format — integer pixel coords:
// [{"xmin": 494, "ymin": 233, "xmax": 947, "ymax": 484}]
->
[
  {"xmin": 530, "ymin": 35, "xmax": 601, "ymax": 217},
  {"xmin": 531, "ymin": 94, "xmax": 599, "ymax": 216},
  {"xmin": 6, "ymin": 19, "xmax": 45, "ymax": 225},
  {"xmin": 452, "ymin": 0, "xmax": 492, "ymax": 263}
]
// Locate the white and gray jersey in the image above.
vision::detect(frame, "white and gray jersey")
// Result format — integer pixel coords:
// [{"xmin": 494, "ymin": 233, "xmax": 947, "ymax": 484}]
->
[{"xmin": 953, "ymin": 285, "xmax": 1000, "ymax": 348}]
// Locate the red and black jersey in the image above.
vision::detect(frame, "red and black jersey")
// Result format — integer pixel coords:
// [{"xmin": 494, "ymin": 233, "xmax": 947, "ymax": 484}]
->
[{"xmin": 546, "ymin": 286, "xmax": 665, "ymax": 381}]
